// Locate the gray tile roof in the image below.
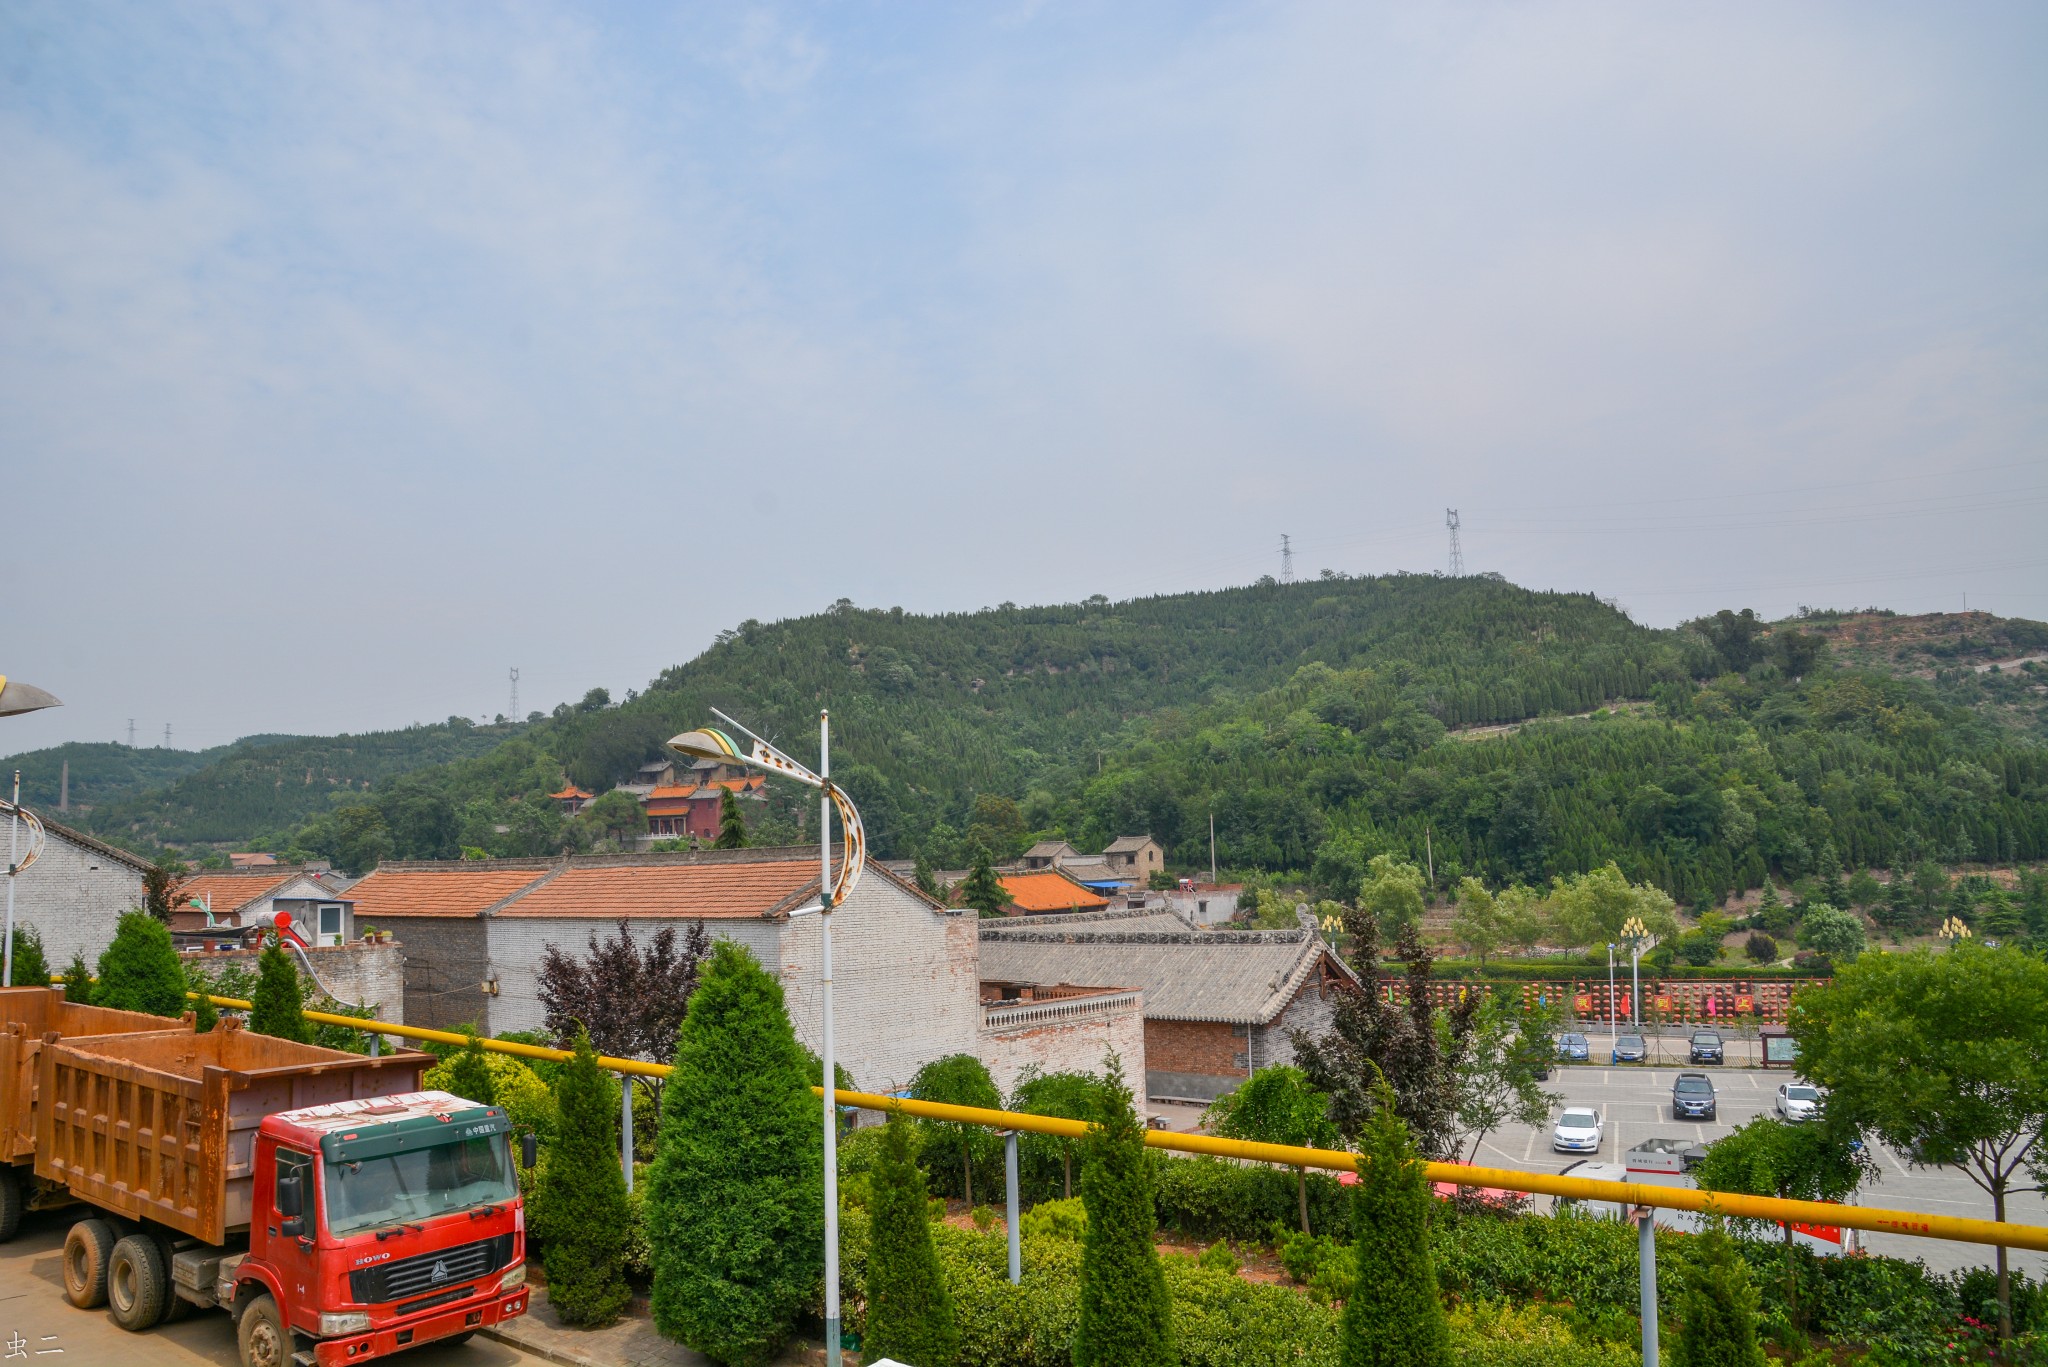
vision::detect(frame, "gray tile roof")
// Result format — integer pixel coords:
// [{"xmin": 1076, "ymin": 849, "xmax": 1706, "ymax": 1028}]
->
[
  {"xmin": 978, "ymin": 906, "xmax": 1354, "ymax": 1025},
  {"xmin": 1103, "ymin": 836, "xmax": 1157, "ymax": 854}
]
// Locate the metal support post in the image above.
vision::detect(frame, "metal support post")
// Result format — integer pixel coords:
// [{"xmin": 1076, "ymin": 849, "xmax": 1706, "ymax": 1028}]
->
[
  {"xmin": 1004, "ymin": 1131, "xmax": 1021, "ymax": 1286},
  {"xmin": 1637, "ymin": 1207, "xmax": 1660, "ymax": 1367},
  {"xmin": 4, "ymin": 772, "xmax": 19, "ymax": 988},
  {"xmin": 820, "ymin": 711, "xmax": 842, "ymax": 1367},
  {"xmin": 368, "ymin": 1034, "xmax": 380, "ymax": 1057},
  {"xmin": 622, "ymin": 1076, "xmax": 635, "ymax": 1193}
]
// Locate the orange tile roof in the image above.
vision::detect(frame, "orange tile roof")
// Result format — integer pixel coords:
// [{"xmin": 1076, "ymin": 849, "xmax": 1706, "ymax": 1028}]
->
[
  {"xmin": 645, "ymin": 784, "xmax": 702, "ymax": 800},
  {"xmin": 343, "ymin": 866, "xmax": 555, "ymax": 919},
  {"xmin": 549, "ymin": 785, "xmax": 593, "ymax": 800},
  {"xmin": 495, "ymin": 861, "xmax": 817, "ymax": 919},
  {"xmin": 997, "ymin": 871, "xmax": 1113, "ymax": 915},
  {"xmin": 177, "ymin": 872, "xmax": 297, "ymax": 915}
]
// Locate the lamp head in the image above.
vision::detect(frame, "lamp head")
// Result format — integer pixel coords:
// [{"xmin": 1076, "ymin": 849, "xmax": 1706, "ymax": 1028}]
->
[
  {"xmin": 0, "ymin": 677, "xmax": 62, "ymax": 718},
  {"xmin": 665, "ymin": 727, "xmax": 743, "ymax": 763}
]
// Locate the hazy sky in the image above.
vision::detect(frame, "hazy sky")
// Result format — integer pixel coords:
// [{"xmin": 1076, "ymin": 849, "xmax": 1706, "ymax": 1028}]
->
[{"xmin": 3, "ymin": 2, "xmax": 2044, "ymax": 755}]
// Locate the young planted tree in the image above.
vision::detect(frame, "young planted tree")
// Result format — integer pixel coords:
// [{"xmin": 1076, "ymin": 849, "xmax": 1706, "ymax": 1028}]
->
[
  {"xmin": 536, "ymin": 1028, "xmax": 632, "ymax": 1326},
  {"xmin": 1204, "ymin": 1064, "xmax": 1339, "ymax": 1233},
  {"xmin": 6, "ymin": 924, "xmax": 48, "ymax": 989},
  {"xmin": 248, "ymin": 932, "xmax": 314, "ymax": 1042},
  {"xmin": 958, "ymin": 847, "xmax": 1007, "ymax": 918},
  {"xmin": 862, "ymin": 1112, "xmax": 959, "ymax": 1367},
  {"xmin": 1671, "ymin": 1220, "xmax": 1768, "ymax": 1367},
  {"xmin": 186, "ymin": 966, "xmax": 220, "ymax": 1032},
  {"xmin": 1447, "ymin": 994, "xmax": 1560, "ymax": 1166},
  {"xmin": 62, "ymin": 950, "xmax": 92, "ymax": 1003},
  {"xmin": 1793, "ymin": 944, "xmax": 2048, "ymax": 1340},
  {"xmin": 1074, "ymin": 1056, "xmax": 1174, "ymax": 1367},
  {"xmin": 142, "ymin": 860, "xmax": 186, "ymax": 922},
  {"xmin": 908, "ymin": 1053, "xmax": 1002, "ymax": 1204},
  {"xmin": 445, "ymin": 1031, "xmax": 497, "ymax": 1106},
  {"xmin": 1693, "ymin": 1116, "xmax": 1873, "ymax": 1323},
  {"xmin": 647, "ymin": 941, "xmax": 821, "ymax": 1366},
  {"xmin": 92, "ymin": 911, "xmax": 188, "ymax": 1016},
  {"xmin": 1011, "ymin": 1069, "xmax": 1103, "ymax": 1200},
  {"xmin": 715, "ymin": 787, "xmax": 749, "ymax": 849},
  {"xmin": 1357, "ymin": 855, "xmax": 1427, "ymax": 934},
  {"xmin": 537, "ymin": 917, "xmax": 709, "ymax": 1120},
  {"xmin": 1341, "ymin": 1084, "xmax": 1451, "ymax": 1367}
]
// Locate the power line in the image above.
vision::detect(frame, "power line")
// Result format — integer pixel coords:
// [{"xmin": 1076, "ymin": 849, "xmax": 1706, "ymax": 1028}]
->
[{"xmin": 1446, "ymin": 509, "xmax": 1463, "ymax": 577}]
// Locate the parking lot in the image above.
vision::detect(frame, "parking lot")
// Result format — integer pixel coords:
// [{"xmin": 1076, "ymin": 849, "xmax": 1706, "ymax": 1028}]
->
[{"xmin": 1479, "ymin": 1060, "xmax": 2048, "ymax": 1279}]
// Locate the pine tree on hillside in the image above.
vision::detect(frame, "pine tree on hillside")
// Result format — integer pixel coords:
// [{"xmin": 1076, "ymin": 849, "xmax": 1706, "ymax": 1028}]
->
[
  {"xmin": 537, "ymin": 1027, "xmax": 632, "ymax": 1326},
  {"xmin": 445, "ymin": 1031, "xmax": 497, "ymax": 1106},
  {"xmin": 1672, "ymin": 1219, "xmax": 1768, "ymax": 1367},
  {"xmin": 959, "ymin": 847, "xmax": 1007, "ymax": 919},
  {"xmin": 1341, "ymin": 1086, "xmax": 1451, "ymax": 1367},
  {"xmin": 715, "ymin": 788, "xmax": 749, "ymax": 849},
  {"xmin": 6, "ymin": 924, "xmax": 48, "ymax": 990},
  {"xmin": 1074, "ymin": 1055, "xmax": 1175, "ymax": 1367},
  {"xmin": 93, "ymin": 911, "xmax": 189, "ymax": 1017},
  {"xmin": 248, "ymin": 933, "xmax": 313, "ymax": 1042},
  {"xmin": 647, "ymin": 940, "xmax": 822, "ymax": 1367},
  {"xmin": 863, "ymin": 1112, "xmax": 959, "ymax": 1367},
  {"xmin": 62, "ymin": 950, "xmax": 92, "ymax": 1003}
]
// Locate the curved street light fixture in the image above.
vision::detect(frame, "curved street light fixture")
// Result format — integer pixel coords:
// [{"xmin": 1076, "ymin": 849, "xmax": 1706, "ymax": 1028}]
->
[
  {"xmin": 1620, "ymin": 914, "xmax": 1650, "ymax": 1032},
  {"xmin": 2, "ymin": 677, "xmax": 63, "ymax": 988},
  {"xmin": 665, "ymin": 707, "xmax": 863, "ymax": 1367},
  {"xmin": 0, "ymin": 676, "xmax": 62, "ymax": 718}
]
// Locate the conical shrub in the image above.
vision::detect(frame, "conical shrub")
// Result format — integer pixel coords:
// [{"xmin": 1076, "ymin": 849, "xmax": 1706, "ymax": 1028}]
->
[
  {"xmin": 1074, "ymin": 1055, "xmax": 1175, "ymax": 1367},
  {"xmin": 93, "ymin": 911, "xmax": 188, "ymax": 1017},
  {"xmin": 1340, "ymin": 1091, "xmax": 1451, "ymax": 1367},
  {"xmin": 537, "ymin": 1027, "xmax": 632, "ymax": 1326},
  {"xmin": 1672, "ymin": 1219, "xmax": 1768, "ymax": 1367},
  {"xmin": 248, "ymin": 933, "xmax": 312, "ymax": 1042},
  {"xmin": 863, "ymin": 1111, "xmax": 959, "ymax": 1367}
]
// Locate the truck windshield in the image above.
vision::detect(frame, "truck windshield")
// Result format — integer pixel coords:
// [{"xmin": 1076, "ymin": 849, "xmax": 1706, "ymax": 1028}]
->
[{"xmin": 323, "ymin": 1134, "xmax": 517, "ymax": 1238}]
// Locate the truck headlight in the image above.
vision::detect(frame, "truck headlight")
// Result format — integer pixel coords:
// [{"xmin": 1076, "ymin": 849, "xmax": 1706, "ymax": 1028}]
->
[
  {"xmin": 320, "ymin": 1311, "xmax": 372, "ymax": 1336},
  {"xmin": 501, "ymin": 1263, "xmax": 527, "ymax": 1290}
]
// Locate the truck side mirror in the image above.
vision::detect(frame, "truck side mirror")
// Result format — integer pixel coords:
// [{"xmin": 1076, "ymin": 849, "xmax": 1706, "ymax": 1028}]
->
[
  {"xmin": 520, "ymin": 1132, "xmax": 538, "ymax": 1171},
  {"xmin": 277, "ymin": 1174, "xmax": 303, "ymax": 1218}
]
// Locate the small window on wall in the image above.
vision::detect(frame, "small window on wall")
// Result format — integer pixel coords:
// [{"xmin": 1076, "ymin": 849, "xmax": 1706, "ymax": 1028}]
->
[{"xmin": 317, "ymin": 904, "xmax": 344, "ymax": 944}]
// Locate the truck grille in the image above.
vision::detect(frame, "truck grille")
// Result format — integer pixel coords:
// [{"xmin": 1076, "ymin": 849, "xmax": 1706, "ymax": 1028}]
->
[{"xmin": 350, "ymin": 1234, "xmax": 514, "ymax": 1305}]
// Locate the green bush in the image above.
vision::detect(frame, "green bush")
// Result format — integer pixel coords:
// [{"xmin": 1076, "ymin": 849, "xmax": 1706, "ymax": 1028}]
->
[
  {"xmin": 1075, "ymin": 1057, "xmax": 1175, "ymax": 1367},
  {"xmin": 1150, "ymin": 1153, "xmax": 1349, "ymax": 1243},
  {"xmin": 535, "ymin": 1029, "xmax": 632, "ymax": 1326},
  {"xmin": 1020, "ymin": 1197, "xmax": 1086, "ymax": 1242},
  {"xmin": 92, "ymin": 911, "xmax": 187, "ymax": 1016},
  {"xmin": 441, "ymin": 1032, "xmax": 497, "ymax": 1104},
  {"xmin": 910, "ymin": 1053, "xmax": 1005, "ymax": 1204},
  {"xmin": 647, "ymin": 941, "xmax": 821, "ymax": 1367},
  {"xmin": 187, "ymin": 966, "xmax": 218, "ymax": 1032},
  {"xmin": 863, "ymin": 1112, "xmax": 960, "ymax": 1367},
  {"xmin": 1341, "ymin": 1098, "xmax": 1450, "ymax": 1367},
  {"xmin": 6, "ymin": 923, "xmax": 48, "ymax": 989},
  {"xmin": 1671, "ymin": 1221, "xmax": 1767, "ymax": 1367},
  {"xmin": 247, "ymin": 933, "xmax": 312, "ymax": 1042},
  {"xmin": 425, "ymin": 1049, "xmax": 559, "ymax": 1141},
  {"xmin": 1447, "ymin": 1302, "xmax": 1638, "ymax": 1367},
  {"xmin": 62, "ymin": 950, "xmax": 91, "ymax": 1003}
]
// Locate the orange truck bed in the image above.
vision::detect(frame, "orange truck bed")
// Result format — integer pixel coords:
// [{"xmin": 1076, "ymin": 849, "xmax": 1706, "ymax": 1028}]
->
[
  {"xmin": 0, "ymin": 985, "xmax": 191, "ymax": 1164},
  {"xmin": 35, "ymin": 1017, "xmax": 431, "ymax": 1244}
]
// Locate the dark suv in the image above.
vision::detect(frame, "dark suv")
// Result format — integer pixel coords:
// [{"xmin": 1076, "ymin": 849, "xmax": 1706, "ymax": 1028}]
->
[
  {"xmin": 1689, "ymin": 1031, "xmax": 1725, "ymax": 1065},
  {"xmin": 1672, "ymin": 1072, "xmax": 1719, "ymax": 1120}
]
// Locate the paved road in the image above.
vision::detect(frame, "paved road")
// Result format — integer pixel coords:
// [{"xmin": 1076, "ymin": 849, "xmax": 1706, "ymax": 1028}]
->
[
  {"xmin": 0, "ymin": 1210, "xmax": 549, "ymax": 1367},
  {"xmin": 1483, "ymin": 1062, "xmax": 2048, "ymax": 1279}
]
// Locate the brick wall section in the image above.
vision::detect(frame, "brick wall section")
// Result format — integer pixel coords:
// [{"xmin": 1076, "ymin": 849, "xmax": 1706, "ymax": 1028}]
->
[
  {"xmin": 978, "ymin": 992, "xmax": 1146, "ymax": 1104},
  {"xmin": 5, "ymin": 826, "xmax": 146, "ymax": 973},
  {"xmin": 1250, "ymin": 977, "xmax": 1340, "ymax": 1073},
  {"xmin": 387, "ymin": 917, "xmax": 491, "ymax": 1032},
  {"xmin": 485, "ymin": 875, "xmax": 981, "ymax": 1093},
  {"xmin": 185, "ymin": 940, "xmax": 405, "ymax": 1021}
]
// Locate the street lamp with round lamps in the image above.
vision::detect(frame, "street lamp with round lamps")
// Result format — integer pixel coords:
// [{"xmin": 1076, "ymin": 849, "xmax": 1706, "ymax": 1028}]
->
[
  {"xmin": 1939, "ymin": 915, "xmax": 1972, "ymax": 950},
  {"xmin": 665, "ymin": 709, "xmax": 865, "ymax": 1367}
]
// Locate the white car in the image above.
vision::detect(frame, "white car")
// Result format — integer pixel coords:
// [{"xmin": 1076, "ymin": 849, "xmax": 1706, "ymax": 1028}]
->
[
  {"xmin": 1776, "ymin": 1083, "xmax": 1822, "ymax": 1123},
  {"xmin": 1553, "ymin": 1107, "xmax": 1604, "ymax": 1153}
]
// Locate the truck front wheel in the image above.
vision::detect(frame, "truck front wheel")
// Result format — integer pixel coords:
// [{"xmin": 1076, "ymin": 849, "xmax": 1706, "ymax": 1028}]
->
[
  {"xmin": 108, "ymin": 1233, "xmax": 169, "ymax": 1331},
  {"xmin": 62, "ymin": 1218, "xmax": 117, "ymax": 1309},
  {"xmin": 237, "ymin": 1293, "xmax": 290, "ymax": 1367}
]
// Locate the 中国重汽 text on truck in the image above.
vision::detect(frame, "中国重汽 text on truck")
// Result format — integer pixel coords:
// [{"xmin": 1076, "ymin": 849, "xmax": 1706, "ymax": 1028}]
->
[{"xmin": 0, "ymin": 985, "xmax": 530, "ymax": 1367}]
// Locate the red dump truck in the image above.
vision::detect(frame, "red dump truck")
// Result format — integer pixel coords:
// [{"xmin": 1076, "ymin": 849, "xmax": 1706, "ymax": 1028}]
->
[{"xmin": 3, "ymin": 987, "xmax": 530, "ymax": 1366}]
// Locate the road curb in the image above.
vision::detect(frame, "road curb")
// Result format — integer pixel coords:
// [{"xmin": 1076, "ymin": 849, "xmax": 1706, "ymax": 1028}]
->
[{"xmin": 479, "ymin": 1321, "xmax": 611, "ymax": 1367}]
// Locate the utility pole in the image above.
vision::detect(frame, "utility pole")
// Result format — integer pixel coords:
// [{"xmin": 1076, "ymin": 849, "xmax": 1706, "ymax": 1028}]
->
[
  {"xmin": 1280, "ymin": 534, "xmax": 1294, "ymax": 584},
  {"xmin": 509, "ymin": 667, "xmax": 520, "ymax": 720},
  {"xmin": 1446, "ymin": 508, "xmax": 1464, "ymax": 577},
  {"xmin": 59, "ymin": 761, "xmax": 68, "ymax": 813},
  {"xmin": 1209, "ymin": 812, "xmax": 1217, "ymax": 885}
]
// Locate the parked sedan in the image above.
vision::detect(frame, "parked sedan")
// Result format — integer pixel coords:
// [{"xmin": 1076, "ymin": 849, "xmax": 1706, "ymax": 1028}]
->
[
  {"xmin": 1612, "ymin": 1034, "xmax": 1648, "ymax": 1063},
  {"xmin": 1552, "ymin": 1107, "xmax": 1605, "ymax": 1153},
  {"xmin": 1556, "ymin": 1032, "xmax": 1590, "ymax": 1062},
  {"xmin": 1672, "ymin": 1072, "xmax": 1719, "ymax": 1120},
  {"xmin": 1776, "ymin": 1083, "xmax": 1823, "ymax": 1123},
  {"xmin": 1689, "ymin": 1031, "xmax": 1725, "ymax": 1065}
]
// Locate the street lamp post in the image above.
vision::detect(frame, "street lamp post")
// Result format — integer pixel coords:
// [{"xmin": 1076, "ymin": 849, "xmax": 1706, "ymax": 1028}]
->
[
  {"xmin": 1939, "ymin": 916, "xmax": 1972, "ymax": 951},
  {"xmin": 1620, "ymin": 915, "xmax": 1648, "ymax": 1032},
  {"xmin": 1606, "ymin": 942, "xmax": 1617, "ymax": 1046},
  {"xmin": 667, "ymin": 710, "xmax": 866, "ymax": 1367},
  {"xmin": 0, "ymin": 678, "xmax": 62, "ymax": 991}
]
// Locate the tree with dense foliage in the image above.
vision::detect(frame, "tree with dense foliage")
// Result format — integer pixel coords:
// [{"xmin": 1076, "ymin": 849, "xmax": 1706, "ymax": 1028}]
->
[
  {"xmin": 1447, "ymin": 995, "xmax": 1559, "ymax": 1167},
  {"xmin": 579, "ymin": 788, "xmax": 648, "ymax": 847},
  {"xmin": 444, "ymin": 1031, "xmax": 497, "ymax": 1105},
  {"xmin": 714, "ymin": 787, "xmax": 748, "ymax": 848},
  {"xmin": 1204, "ymin": 1065, "xmax": 1340, "ymax": 1233},
  {"xmin": 862, "ymin": 1112, "xmax": 959, "ymax": 1367},
  {"xmin": 1751, "ymin": 881, "xmax": 1791, "ymax": 938},
  {"xmin": 248, "ymin": 932, "xmax": 314, "ymax": 1042},
  {"xmin": 93, "ymin": 911, "xmax": 188, "ymax": 1016},
  {"xmin": 1341, "ymin": 1084, "xmax": 1451, "ymax": 1367},
  {"xmin": 5, "ymin": 924, "xmax": 47, "ymax": 989},
  {"xmin": 1795, "ymin": 904, "xmax": 1866, "ymax": 963},
  {"xmin": 1356, "ymin": 855, "xmax": 1426, "ymax": 934},
  {"xmin": 1693, "ymin": 1116, "xmax": 1873, "ymax": 1323},
  {"xmin": 1010, "ymin": 1068, "xmax": 1101, "ymax": 1200},
  {"xmin": 908, "ymin": 1053, "xmax": 1002, "ymax": 1204},
  {"xmin": 141, "ymin": 859, "xmax": 185, "ymax": 922},
  {"xmin": 62, "ymin": 950, "xmax": 92, "ymax": 1003},
  {"xmin": 1074, "ymin": 1056, "xmax": 1174, "ymax": 1367},
  {"xmin": 1671, "ymin": 1219, "xmax": 1768, "ymax": 1367},
  {"xmin": 1293, "ymin": 912, "xmax": 1476, "ymax": 1160},
  {"xmin": 1792, "ymin": 944, "xmax": 2048, "ymax": 1339},
  {"xmin": 647, "ymin": 941, "xmax": 821, "ymax": 1366},
  {"xmin": 536, "ymin": 1028, "xmax": 632, "ymax": 1326},
  {"xmin": 957, "ymin": 847, "xmax": 1007, "ymax": 919},
  {"xmin": 537, "ymin": 917, "xmax": 709, "ymax": 1118},
  {"xmin": 1743, "ymin": 932, "xmax": 1777, "ymax": 964},
  {"xmin": 1549, "ymin": 862, "xmax": 1680, "ymax": 948}
]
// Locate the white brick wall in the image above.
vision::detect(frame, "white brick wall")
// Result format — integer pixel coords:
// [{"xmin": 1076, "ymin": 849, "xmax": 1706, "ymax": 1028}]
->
[
  {"xmin": 978, "ymin": 991, "xmax": 1147, "ymax": 1105},
  {"xmin": 482, "ymin": 876, "xmax": 980, "ymax": 1091},
  {"xmin": 183, "ymin": 940, "xmax": 406, "ymax": 1021},
  {"xmin": 4, "ymin": 825, "xmax": 146, "ymax": 974}
]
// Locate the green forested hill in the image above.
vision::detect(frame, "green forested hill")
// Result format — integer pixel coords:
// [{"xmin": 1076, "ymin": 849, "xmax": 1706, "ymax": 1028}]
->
[{"xmin": 0, "ymin": 740, "xmax": 233, "ymax": 811}]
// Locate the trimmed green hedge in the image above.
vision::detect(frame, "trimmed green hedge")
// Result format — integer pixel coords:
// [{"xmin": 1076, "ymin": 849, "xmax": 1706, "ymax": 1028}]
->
[{"xmin": 1149, "ymin": 1154, "xmax": 1351, "ymax": 1243}]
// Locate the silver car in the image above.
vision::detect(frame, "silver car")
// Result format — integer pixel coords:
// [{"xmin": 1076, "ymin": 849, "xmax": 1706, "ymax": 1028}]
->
[{"xmin": 1776, "ymin": 1082, "xmax": 1822, "ymax": 1122}]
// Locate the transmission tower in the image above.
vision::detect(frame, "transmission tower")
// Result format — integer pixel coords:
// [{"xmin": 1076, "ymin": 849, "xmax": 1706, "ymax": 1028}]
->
[
  {"xmin": 1445, "ymin": 508, "xmax": 1464, "ymax": 577},
  {"xmin": 163, "ymin": 723, "xmax": 172, "ymax": 747},
  {"xmin": 127, "ymin": 719, "xmax": 135, "ymax": 747},
  {"xmin": 509, "ymin": 667, "xmax": 520, "ymax": 721},
  {"xmin": 1280, "ymin": 534, "xmax": 1294, "ymax": 584}
]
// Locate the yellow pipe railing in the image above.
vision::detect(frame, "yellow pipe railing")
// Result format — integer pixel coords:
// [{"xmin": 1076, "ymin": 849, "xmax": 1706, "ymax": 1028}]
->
[{"xmin": 188, "ymin": 992, "xmax": 2048, "ymax": 1253}]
